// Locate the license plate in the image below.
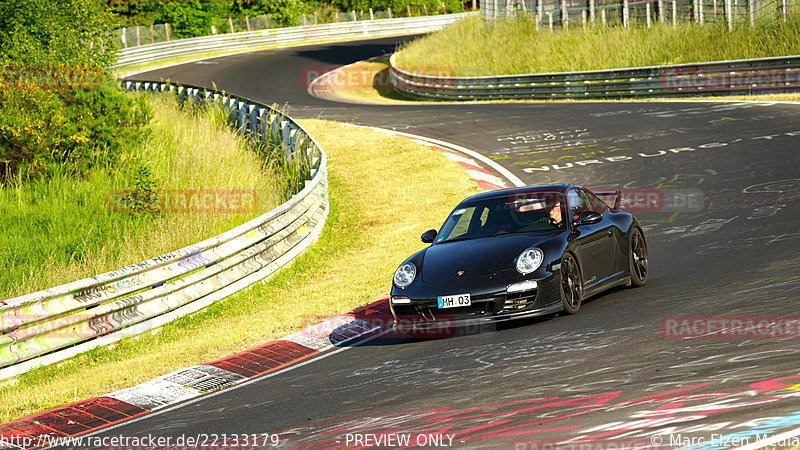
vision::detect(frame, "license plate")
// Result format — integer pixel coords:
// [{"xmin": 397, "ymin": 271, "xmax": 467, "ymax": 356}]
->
[{"xmin": 437, "ymin": 293, "xmax": 471, "ymax": 309}]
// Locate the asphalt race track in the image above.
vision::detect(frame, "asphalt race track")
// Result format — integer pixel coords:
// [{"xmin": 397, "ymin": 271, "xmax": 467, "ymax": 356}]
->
[{"xmin": 104, "ymin": 37, "xmax": 800, "ymax": 449}]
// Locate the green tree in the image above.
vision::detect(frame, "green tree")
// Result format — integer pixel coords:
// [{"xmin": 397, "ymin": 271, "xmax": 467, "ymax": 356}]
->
[
  {"xmin": 150, "ymin": 1, "xmax": 229, "ymax": 39},
  {"xmin": 0, "ymin": 0, "xmax": 149, "ymax": 182},
  {"xmin": 0, "ymin": 0, "xmax": 116, "ymax": 68}
]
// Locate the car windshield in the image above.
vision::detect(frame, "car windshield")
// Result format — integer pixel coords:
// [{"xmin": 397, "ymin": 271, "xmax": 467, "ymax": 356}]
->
[{"xmin": 435, "ymin": 191, "xmax": 567, "ymax": 244}]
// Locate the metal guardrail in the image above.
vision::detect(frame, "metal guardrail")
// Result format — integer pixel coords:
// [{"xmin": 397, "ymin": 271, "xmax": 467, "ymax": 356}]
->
[
  {"xmin": 114, "ymin": 13, "xmax": 477, "ymax": 69},
  {"xmin": 0, "ymin": 82, "xmax": 328, "ymax": 379},
  {"xmin": 389, "ymin": 53, "xmax": 800, "ymax": 100}
]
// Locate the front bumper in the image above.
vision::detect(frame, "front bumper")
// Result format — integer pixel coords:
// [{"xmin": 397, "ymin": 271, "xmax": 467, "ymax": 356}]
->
[{"xmin": 389, "ymin": 271, "xmax": 562, "ymax": 324}]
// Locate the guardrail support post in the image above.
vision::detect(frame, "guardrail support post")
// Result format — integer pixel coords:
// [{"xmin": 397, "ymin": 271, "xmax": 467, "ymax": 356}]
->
[
  {"xmin": 672, "ymin": 0, "xmax": 677, "ymax": 27},
  {"xmin": 249, "ymin": 106, "xmax": 258, "ymax": 135},
  {"xmin": 537, "ymin": 0, "xmax": 544, "ymax": 24},
  {"xmin": 699, "ymin": 0, "xmax": 704, "ymax": 24},
  {"xmin": 282, "ymin": 121, "xmax": 293, "ymax": 161},
  {"xmin": 725, "ymin": 0, "xmax": 733, "ymax": 30},
  {"xmin": 271, "ymin": 115, "xmax": 281, "ymax": 147},
  {"xmin": 623, "ymin": 0, "xmax": 630, "ymax": 27}
]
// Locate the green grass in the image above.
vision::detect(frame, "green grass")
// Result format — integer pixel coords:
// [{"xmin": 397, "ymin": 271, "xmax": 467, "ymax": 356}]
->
[
  {"xmin": 0, "ymin": 94, "xmax": 287, "ymax": 299},
  {"xmin": 0, "ymin": 119, "xmax": 480, "ymax": 422},
  {"xmin": 395, "ymin": 13, "xmax": 800, "ymax": 76}
]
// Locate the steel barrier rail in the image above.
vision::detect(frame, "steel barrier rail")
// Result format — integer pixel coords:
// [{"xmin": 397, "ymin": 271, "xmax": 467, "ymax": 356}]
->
[
  {"xmin": 0, "ymin": 82, "xmax": 328, "ymax": 379},
  {"xmin": 389, "ymin": 53, "xmax": 800, "ymax": 100},
  {"xmin": 114, "ymin": 13, "xmax": 477, "ymax": 69}
]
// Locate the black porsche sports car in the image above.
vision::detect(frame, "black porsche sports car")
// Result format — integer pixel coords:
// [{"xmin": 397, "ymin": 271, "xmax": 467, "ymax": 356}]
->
[{"xmin": 389, "ymin": 184, "xmax": 648, "ymax": 324}]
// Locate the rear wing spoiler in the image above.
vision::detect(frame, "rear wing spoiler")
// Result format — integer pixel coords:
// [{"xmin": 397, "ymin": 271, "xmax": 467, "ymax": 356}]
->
[{"xmin": 593, "ymin": 189, "xmax": 621, "ymax": 211}]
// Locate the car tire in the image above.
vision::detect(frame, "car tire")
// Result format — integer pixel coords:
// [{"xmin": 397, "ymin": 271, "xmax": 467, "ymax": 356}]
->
[
  {"xmin": 559, "ymin": 253, "xmax": 583, "ymax": 314},
  {"xmin": 629, "ymin": 228, "xmax": 648, "ymax": 287}
]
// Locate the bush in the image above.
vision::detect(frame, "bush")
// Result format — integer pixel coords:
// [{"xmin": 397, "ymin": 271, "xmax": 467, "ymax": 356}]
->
[
  {"xmin": 0, "ymin": 0, "xmax": 149, "ymax": 183},
  {"xmin": 0, "ymin": 77, "xmax": 150, "ymax": 182},
  {"xmin": 0, "ymin": 0, "xmax": 115, "ymax": 68}
]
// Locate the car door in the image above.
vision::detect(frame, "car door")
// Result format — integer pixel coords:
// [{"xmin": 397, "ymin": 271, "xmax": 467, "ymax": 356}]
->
[
  {"xmin": 585, "ymin": 189, "xmax": 626, "ymax": 275},
  {"xmin": 569, "ymin": 188, "xmax": 616, "ymax": 289}
]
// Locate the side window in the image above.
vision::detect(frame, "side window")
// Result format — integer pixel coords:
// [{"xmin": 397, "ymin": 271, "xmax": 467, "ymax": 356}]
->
[
  {"xmin": 581, "ymin": 189, "xmax": 609, "ymax": 213},
  {"xmin": 479, "ymin": 207, "xmax": 489, "ymax": 226},
  {"xmin": 567, "ymin": 189, "xmax": 586, "ymax": 218}
]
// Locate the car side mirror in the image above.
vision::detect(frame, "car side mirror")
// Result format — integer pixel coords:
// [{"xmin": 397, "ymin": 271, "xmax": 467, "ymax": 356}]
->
[
  {"xmin": 574, "ymin": 211, "xmax": 602, "ymax": 226},
  {"xmin": 421, "ymin": 229, "xmax": 438, "ymax": 244}
]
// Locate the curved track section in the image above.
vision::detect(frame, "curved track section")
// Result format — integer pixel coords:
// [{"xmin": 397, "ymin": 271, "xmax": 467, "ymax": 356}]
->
[{"xmin": 92, "ymin": 40, "xmax": 800, "ymax": 449}]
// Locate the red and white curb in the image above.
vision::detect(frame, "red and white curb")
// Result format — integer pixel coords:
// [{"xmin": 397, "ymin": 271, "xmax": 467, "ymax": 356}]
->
[{"xmin": 0, "ymin": 131, "xmax": 516, "ymax": 450}]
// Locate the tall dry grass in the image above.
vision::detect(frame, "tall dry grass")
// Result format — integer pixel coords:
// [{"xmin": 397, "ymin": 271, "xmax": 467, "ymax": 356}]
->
[{"xmin": 395, "ymin": 13, "xmax": 800, "ymax": 76}]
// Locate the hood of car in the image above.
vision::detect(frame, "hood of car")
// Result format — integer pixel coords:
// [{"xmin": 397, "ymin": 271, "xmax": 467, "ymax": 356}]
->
[{"xmin": 420, "ymin": 232, "xmax": 557, "ymax": 283}]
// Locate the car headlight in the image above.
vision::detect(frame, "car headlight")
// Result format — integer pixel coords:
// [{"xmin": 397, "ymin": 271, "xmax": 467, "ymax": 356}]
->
[
  {"xmin": 393, "ymin": 263, "xmax": 417, "ymax": 288},
  {"xmin": 516, "ymin": 248, "xmax": 544, "ymax": 275}
]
